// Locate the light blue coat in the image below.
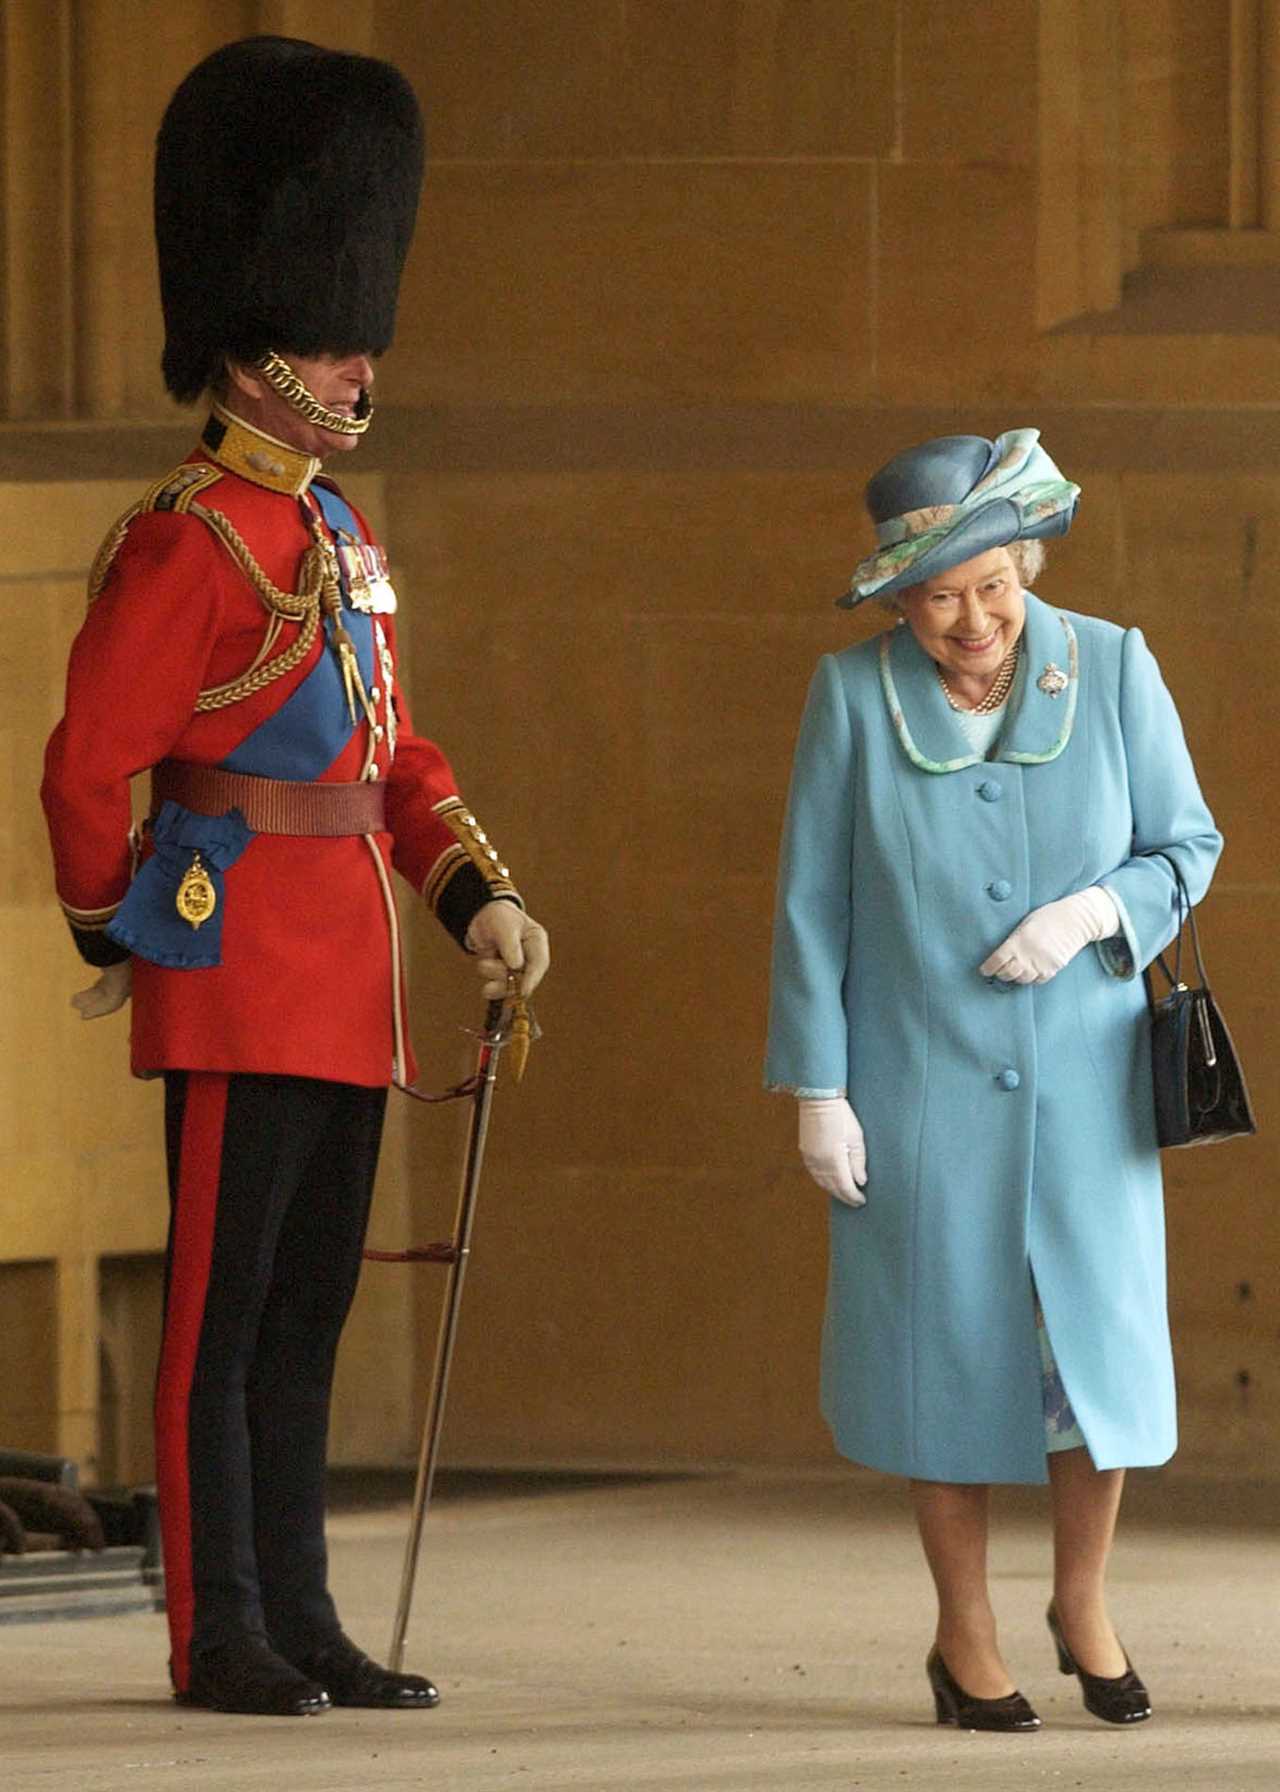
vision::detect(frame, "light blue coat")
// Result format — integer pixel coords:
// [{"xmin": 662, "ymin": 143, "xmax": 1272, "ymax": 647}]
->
[{"xmin": 765, "ymin": 593, "xmax": 1222, "ymax": 1484}]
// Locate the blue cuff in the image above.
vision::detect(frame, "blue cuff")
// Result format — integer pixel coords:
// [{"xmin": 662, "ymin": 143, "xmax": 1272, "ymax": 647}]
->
[{"xmin": 1094, "ymin": 881, "xmax": 1137, "ymax": 980}]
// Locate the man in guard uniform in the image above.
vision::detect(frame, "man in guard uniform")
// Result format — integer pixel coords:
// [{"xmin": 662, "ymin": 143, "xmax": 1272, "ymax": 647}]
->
[{"xmin": 41, "ymin": 37, "xmax": 548, "ymax": 1717}]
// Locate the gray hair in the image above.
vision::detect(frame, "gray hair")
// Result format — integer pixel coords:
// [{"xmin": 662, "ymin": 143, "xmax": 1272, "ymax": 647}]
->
[
  {"xmin": 1006, "ymin": 538, "xmax": 1046, "ymax": 586},
  {"xmin": 881, "ymin": 538, "xmax": 1047, "ymax": 612}
]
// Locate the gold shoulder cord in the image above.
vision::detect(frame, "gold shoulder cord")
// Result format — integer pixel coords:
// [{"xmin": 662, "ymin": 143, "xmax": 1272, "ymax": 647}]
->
[
  {"xmin": 86, "ymin": 464, "xmax": 329, "ymax": 713},
  {"xmin": 88, "ymin": 506, "xmax": 142, "ymax": 604},
  {"xmin": 186, "ymin": 506, "xmax": 327, "ymax": 712}
]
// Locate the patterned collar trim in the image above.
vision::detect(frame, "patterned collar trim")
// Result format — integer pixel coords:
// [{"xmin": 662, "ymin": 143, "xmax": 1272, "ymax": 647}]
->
[
  {"xmin": 879, "ymin": 592, "xmax": 1079, "ymax": 774},
  {"xmin": 201, "ymin": 404, "xmax": 321, "ymax": 496}
]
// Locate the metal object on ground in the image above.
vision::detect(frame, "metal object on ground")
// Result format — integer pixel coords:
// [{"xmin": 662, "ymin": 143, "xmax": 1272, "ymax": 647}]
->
[{"xmin": 0, "ymin": 1451, "xmax": 163, "ymax": 1625}]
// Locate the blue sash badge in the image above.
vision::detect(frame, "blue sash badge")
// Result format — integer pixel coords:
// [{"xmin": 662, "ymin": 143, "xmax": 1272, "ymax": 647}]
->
[{"xmin": 105, "ymin": 801, "xmax": 252, "ymax": 969}]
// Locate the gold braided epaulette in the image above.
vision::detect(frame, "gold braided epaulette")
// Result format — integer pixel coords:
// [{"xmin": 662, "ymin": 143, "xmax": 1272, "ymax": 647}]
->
[{"xmin": 87, "ymin": 464, "xmax": 226, "ymax": 604}]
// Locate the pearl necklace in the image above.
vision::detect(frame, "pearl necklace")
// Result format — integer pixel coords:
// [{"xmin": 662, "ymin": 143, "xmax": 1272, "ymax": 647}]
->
[{"xmin": 937, "ymin": 641, "xmax": 1020, "ymax": 715}]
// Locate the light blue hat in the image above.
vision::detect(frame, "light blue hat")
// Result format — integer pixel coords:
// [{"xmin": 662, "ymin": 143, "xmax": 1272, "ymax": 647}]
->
[{"xmin": 840, "ymin": 428, "xmax": 1080, "ymax": 607}]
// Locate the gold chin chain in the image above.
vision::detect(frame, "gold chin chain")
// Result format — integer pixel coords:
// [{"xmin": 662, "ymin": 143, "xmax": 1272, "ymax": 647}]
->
[
  {"xmin": 254, "ymin": 349, "xmax": 373, "ymax": 436},
  {"xmin": 938, "ymin": 640, "xmax": 1020, "ymax": 715}
]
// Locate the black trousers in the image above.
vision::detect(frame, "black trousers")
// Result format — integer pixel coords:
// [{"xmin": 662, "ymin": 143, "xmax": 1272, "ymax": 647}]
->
[{"xmin": 158, "ymin": 1072, "xmax": 387, "ymax": 1689}]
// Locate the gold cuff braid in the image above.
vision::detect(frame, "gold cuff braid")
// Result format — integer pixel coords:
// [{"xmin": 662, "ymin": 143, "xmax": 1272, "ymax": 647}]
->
[
  {"xmin": 59, "ymin": 897, "xmax": 122, "ymax": 930},
  {"xmin": 425, "ymin": 799, "xmax": 520, "ymax": 910}
]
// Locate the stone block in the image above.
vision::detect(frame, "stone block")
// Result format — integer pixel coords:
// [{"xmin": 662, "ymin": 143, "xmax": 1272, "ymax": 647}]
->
[
  {"xmin": 388, "ymin": 0, "xmax": 626, "ymax": 160},
  {"xmin": 392, "ymin": 0, "xmax": 895, "ymax": 161},
  {"xmin": 1120, "ymin": 0, "xmax": 1231, "ymax": 233},
  {"xmin": 876, "ymin": 162, "xmax": 1038, "ymax": 402},
  {"xmin": 444, "ymin": 1160, "xmax": 833, "ymax": 1465},
  {"xmin": 610, "ymin": 0, "xmax": 897, "ymax": 160},
  {"xmin": 900, "ymin": 0, "xmax": 1038, "ymax": 165},
  {"xmin": 1041, "ymin": 331, "xmax": 1280, "ymax": 409},
  {"xmin": 387, "ymin": 163, "xmax": 875, "ymax": 404}
]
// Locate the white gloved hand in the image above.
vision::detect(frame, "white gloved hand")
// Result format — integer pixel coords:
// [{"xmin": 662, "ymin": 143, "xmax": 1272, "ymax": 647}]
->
[
  {"xmin": 465, "ymin": 901, "xmax": 550, "ymax": 999},
  {"xmin": 71, "ymin": 961, "xmax": 133, "ymax": 1019},
  {"xmin": 980, "ymin": 886, "xmax": 1120, "ymax": 985},
  {"xmin": 797, "ymin": 1097, "xmax": 868, "ymax": 1208}
]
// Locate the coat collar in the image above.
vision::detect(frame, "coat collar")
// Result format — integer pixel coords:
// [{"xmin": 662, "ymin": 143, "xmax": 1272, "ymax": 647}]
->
[
  {"xmin": 878, "ymin": 591, "xmax": 1079, "ymax": 774},
  {"xmin": 201, "ymin": 404, "xmax": 321, "ymax": 496}
]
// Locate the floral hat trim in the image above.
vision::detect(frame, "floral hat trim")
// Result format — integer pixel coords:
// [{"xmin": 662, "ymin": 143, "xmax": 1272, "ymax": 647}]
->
[{"xmin": 848, "ymin": 429, "xmax": 1080, "ymax": 601}]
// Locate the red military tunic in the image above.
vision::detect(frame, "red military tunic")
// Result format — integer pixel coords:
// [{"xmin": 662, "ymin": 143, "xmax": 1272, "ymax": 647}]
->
[{"xmin": 42, "ymin": 410, "xmax": 517, "ymax": 1087}]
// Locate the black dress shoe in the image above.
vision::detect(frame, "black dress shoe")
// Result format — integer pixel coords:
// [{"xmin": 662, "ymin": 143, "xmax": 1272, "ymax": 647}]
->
[
  {"xmin": 292, "ymin": 1633, "xmax": 440, "ymax": 1709},
  {"xmin": 177, "ymin": 1638, "xmax": 331, "ymax": 1716},
  {"xmin": 926, "ymin": 1645, "xmax": 1041, "ymax": 1732},
  {"xmin": 1047, "ymin": 1603, "xmax": 1152, "ymax": 1724}
]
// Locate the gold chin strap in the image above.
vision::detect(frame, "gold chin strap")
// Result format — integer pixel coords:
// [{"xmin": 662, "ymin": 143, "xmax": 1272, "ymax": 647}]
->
[{"xmin": 253, "ymin": 349, "xmax": 373, "ymax": 436}]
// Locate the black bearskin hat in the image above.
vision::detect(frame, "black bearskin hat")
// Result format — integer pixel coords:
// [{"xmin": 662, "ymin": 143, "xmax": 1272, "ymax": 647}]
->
[{"xmin": 155, "ymin": 36, "xmax": 424, "ymax": 402}]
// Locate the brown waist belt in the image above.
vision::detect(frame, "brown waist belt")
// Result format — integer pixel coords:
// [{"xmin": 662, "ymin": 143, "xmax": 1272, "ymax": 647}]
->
[{"xmin": 152, "ymin": 761, "xmax": 386, "ymax": 836}]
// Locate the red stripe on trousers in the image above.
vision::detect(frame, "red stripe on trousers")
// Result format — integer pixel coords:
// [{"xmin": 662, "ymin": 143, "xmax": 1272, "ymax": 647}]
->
[{"xmin": 153, "ymin": 1072, "xmax": 228, "ymax": 1691}]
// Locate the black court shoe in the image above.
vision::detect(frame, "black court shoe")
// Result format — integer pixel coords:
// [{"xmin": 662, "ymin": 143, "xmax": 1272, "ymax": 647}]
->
[
  {"xmin": 926, "ymin": 1644, "xmax": 1041, "ymax": 1732},
  {"xmin": 293, "ymin": 1632, "xmax": 440, "ymax": 1709},
  {"xmin": 1046, "ymin": 1603, "xmax": 1152, "ymax": 1724},
  {"xmin": 178, "ymin": 1637, "xmax": 330, "ymax": 1716}
]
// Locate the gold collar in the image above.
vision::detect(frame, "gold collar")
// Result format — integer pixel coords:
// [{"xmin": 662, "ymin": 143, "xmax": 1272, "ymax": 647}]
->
[{"xmin": 201, "ymin": 404, "xmax": 321, "ymax": 496}]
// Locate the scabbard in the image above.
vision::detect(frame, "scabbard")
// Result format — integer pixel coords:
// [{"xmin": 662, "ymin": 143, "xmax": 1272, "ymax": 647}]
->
[{"xmin": 387, "ymin": 999, "xmax": 504, "ymax": 1671}]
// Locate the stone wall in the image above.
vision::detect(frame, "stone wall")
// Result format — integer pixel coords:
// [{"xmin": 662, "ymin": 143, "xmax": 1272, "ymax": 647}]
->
[{"xmin": 1, "ymin": 1, "xmax": 1272, "ymax": 1481}]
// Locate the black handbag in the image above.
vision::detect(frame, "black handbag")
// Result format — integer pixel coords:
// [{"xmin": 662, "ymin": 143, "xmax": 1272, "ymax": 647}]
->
[{"xmin": 1143, "ymin": 853, "xmax": 1256, "ymax": 1148}]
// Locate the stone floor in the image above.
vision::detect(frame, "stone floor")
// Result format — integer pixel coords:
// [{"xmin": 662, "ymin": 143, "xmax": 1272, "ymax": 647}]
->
[{"xmin": 1, "ymin": 1469, "xmax": 1275, "ymax": 1791}]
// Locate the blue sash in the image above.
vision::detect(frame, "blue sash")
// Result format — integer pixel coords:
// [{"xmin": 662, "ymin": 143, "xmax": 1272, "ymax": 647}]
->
[
  {"xmin": 108, "ymin": 484, "xmax": 377, "ymax": 968},
  {"xmin": 223, "ymin": 484, "xmax": 375, "ymax": 779}
]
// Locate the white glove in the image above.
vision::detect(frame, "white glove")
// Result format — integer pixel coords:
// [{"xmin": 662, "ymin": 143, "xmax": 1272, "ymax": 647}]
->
[
  {"xmin": 71, "ymin": 961, "xmax": 133, "ymax": 1019},
  {"xmin": 980, "ymin": 886, "xmax": 1120, "ymax": 985},
  {"xmin": 465, "ymin": 901, "xmax": 550, "ymax": 999},
  {"xmin": 797, "ymin": 1098, "xmax": 867, "ymax": 1208}
]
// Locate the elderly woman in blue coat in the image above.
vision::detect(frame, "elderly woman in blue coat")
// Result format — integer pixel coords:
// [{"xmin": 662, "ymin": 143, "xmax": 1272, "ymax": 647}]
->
[{"xmin": 766, "ymin": 430, "xmax": 1221, "ymax": 1732}]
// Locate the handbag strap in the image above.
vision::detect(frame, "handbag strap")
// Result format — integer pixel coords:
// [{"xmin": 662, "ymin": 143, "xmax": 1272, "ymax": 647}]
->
[{"xmin": 1145, "ymin": 850, "xmax": 1209, "ymax": 991}]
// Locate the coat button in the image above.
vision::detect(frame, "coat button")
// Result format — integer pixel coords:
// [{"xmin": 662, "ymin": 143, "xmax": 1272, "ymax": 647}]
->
[
  {"xmin": 977, "ymin": 779, "xmax": 1002, "ymax": 802},
  {"xmin": 995, "ymin": 1067, "xmax": 1021, "ymax": 1091},
  {"xmin": 987, "ymin": 878, "xmax": 1012, "ymax": 901}
]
